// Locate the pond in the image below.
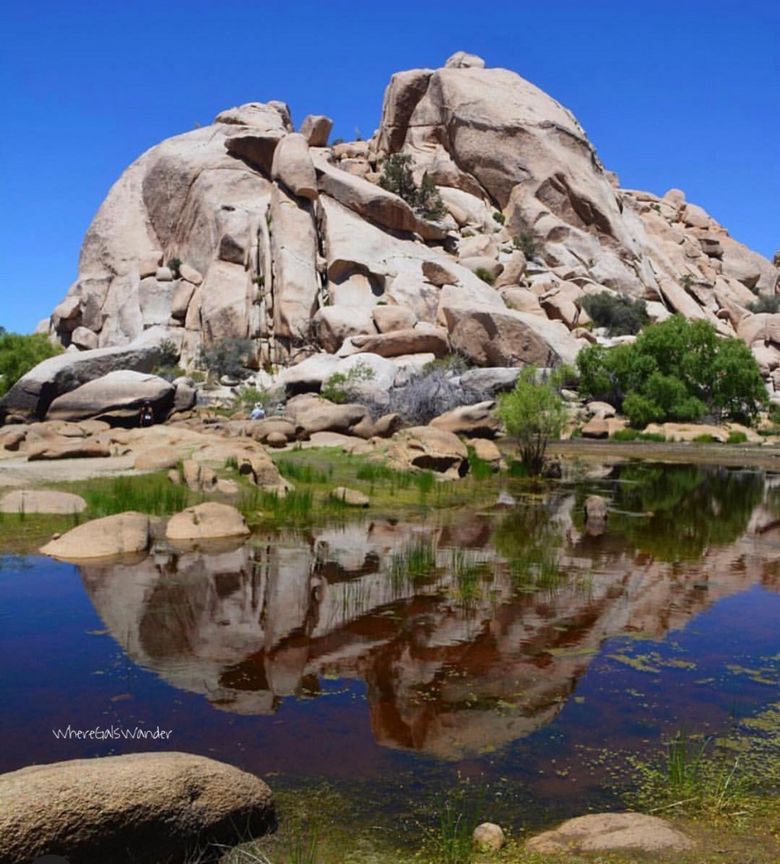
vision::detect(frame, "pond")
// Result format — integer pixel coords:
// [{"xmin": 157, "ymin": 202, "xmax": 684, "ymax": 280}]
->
[{"xmin": 1, "ymin": 461, "xmax": 779, "ymax": 835}]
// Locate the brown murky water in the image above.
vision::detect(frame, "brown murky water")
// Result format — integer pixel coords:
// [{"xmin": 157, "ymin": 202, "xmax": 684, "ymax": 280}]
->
[{"xmin": 1, "ymin": 462, "xmax": 779, "ymax": 828}]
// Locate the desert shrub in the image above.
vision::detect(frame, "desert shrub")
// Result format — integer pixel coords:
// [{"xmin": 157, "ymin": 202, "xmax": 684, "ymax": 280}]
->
[
  {"xmin": 0, "ymin": 331, "xmax": 63, "ymax": 396},
  {"xmin": 747, "ymin": 294, "xmax": 780, "ymax": 314},
  {"xmin": 727, "ymin": 430, "xmax": 748, "ymax": 444},
  {"xmin": 496, "ymin": 365, "xmax": 567, "ymax": 475},
  {"xmin": 378, "ymin": 153, "xmax": 445, "ymax": 220},
  {"xmin": 474, "ymin": 267, "xmax": 495, "ymax": 286},
  {"xmin": 197, "ymin": 338, "xmax": 253, "ymax": 380},
  {"xmin": 577, "ymin": 316, "xmax": 766, "ymax": 427},
  {"xmin": 580, "ymin": 291, "xmax": 649, "ymax": 336},
  {"xmin": 321, "ymin": 361, "xmax": 375, "ymax": 404},
  {"xmin": 387, "ymin": 365, "xmax": 463, "ymax": 425},
  {"xmin": 513, "ymin": 233, "xmax": 538, "ymax": 259},
  {"xmin": 493, "ymin": 210, "xmax": 505, "ymax": 225},
  {"xmin": 167, "ymin": 257, "xmax": 182, "ymax": 278}
]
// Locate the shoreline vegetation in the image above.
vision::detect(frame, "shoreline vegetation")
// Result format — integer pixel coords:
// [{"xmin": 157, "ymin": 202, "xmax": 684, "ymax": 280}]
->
[{"xmin": 1, "ymin": 435, "xmax": 779, "ymax": 862}]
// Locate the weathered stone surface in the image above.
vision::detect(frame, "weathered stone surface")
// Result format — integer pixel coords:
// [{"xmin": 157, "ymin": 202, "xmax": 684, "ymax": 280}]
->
[
  {"xmin": 300, "ymin": 114, "xmax": 333, "ymax": 146},
  {"xmin": 442, "ymin": 304, "xmax": 582, "ymax": 367},
  {"xmin": 468, "ymin": 437, "xmax": 502, "ymax": 467},
  {"xmin": 285, "ymin": 394, "xmax": 368, "ymax": 436},
  {"xmin": 430, "ymin": 401, "xmax": 499, "ymax": 438},
  {"xmin": 40, "ymin": 512, "xmax": 150, "ymax": 560},
  {"xmin": 385, "ymin": 426, "xmax": 469, "ymax": 478},
  {"xmin": 314, "ymin": 153, "xmax": 443, "ymax": 240},
  {"xmin": 46, "ymin": 371, "xmax": 174, "ymax": 423},
  {"xmin": 314, "ymin": 305, "xmax": 376, "ymax": 352},
  {"xmin": 0, "ymin": 489, "xmax": 87, "ymax": 514},
  {"xmin": 270, "ymin": 184, "xmax": 320, "ymax": 341},
  {"xmin": 372, "ymin": 304, "xmax": 417, "ymax": 333},
  {"xmin": 166, "ymin": 502, "xmax": 250, "ymax": 542},
  {"xmin": 134, "ymin": 445, "xmax": 181, "ymax": 471},
  {"xmin": 348, "ymin": 327, "xmax": 449, "ymax": 359},
  {"xmin": 272, "ymin": 133, "xmax": 318, "ymax": 200},
  {"xmin": 0, "ymin": 342, "xmax": 166, "ymax": 421},
  {"xmin": 0, "ymin": 752, "xmax": 274, "ymax": 864},
  {"xmin": 526, "ymin": 812, "xmax": 693, "ymax": 854},
  {"xmin": 457, "ymin": 367, "xmax": 521, "ymax": 398},
  {"xmin": 25, "ymin": 438, "xmax": 112, "ymax": 460}
]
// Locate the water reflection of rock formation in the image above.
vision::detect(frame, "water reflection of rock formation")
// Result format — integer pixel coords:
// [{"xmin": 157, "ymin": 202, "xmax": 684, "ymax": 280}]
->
[{"xmin": 79, "ymin": 466, "xmax": 780, "ymax": 760}]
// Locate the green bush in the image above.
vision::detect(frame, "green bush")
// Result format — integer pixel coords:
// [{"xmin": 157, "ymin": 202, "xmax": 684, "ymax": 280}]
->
[
  {"xmin": 747, "ymin": 294, "xmax": 780, "ymax": 314},
  {"xmin": 496, "ymin": 365, "xmax": 567, "ymax": 475},
  {"xmin": 580, "ymin": 291, "xmax": 649, "ymax": 336},
  {"xmin": 167, "ymin": 257, "xmax": 182, "ymax": 279},
  {"xmin": 727, "ymin": 430, "xmax": 748, "ymax": 444},
  {"xmin": 197, "ymin": 338, "xmax": 252, "ymax": 380},
  {"xmin": 321, "ymin": 361, "xmax": 375, "ymax": 403},
  {"xmin": 513, "ymin": 233, "xmax": 537, "ymax": 259},
  {"xmin": 378, "ymin": 153, "xmax": 445, "ymax": 220},
  {"xmin": 0, "ymin": 331, "xmax": 63, "ymax": 396},
  {"xmin": 473, "ymin": 267, "xmax": 495, "ymax": 286},
  {"xmin": 493, "ymin": 210, "xmax": 505, "ymax": 225},
  {"xmin": 577, "ymin": 316, "xmax": 766, "ymax": 427}
]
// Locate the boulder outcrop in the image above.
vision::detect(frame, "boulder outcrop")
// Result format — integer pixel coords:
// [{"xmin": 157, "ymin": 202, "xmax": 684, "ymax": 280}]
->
[{"xmin": 24, "ymin": 50, "xmax": 777, "ymax": 411}]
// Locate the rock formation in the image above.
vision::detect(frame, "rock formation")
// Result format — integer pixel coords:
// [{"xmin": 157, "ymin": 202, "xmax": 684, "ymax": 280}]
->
[{"xmin": 4, "ymin": 51, "xmax": 777, "ymax": 422}]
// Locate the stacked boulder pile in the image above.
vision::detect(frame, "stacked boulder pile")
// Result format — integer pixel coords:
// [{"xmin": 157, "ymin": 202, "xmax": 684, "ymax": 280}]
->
[{"xmin": 1, "ymin": 50, "xmax": 777, "ymax": 428}]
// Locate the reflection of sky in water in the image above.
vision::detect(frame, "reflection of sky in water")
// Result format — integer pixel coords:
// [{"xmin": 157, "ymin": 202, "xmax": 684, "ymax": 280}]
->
[{"xmin": 1, "ymin": 463, "xmax": 779, "ymax": 826}]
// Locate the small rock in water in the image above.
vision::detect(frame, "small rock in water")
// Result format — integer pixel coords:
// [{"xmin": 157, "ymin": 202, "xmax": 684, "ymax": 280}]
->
[
  {"xmin": 473, "ymin": 822, "xmax": 506, "ymax": 852},
  {"xmin": 330, "ymin": 487, "xmax": 370, "ymax": 507},
  {"xmin": 496, "ymin": 490, "xmax": 516, "ymax": 508}
]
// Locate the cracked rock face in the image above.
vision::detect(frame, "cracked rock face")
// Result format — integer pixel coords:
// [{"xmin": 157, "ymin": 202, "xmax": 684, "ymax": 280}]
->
[{"xmin": 38, "ymin": 51, "xmax": 777, "ymax": 394}]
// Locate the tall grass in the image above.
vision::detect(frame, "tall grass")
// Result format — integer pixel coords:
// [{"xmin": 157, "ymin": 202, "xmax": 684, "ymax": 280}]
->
[
  {"xmin": 388, "ymin": 537, "xmax": 437, "ymax": 592},
  {"xmin": 277, "ymin": 459, "xmax": 332, "ymax": 485},
  {"xmin": 423, "ymin": 787, "xmax": 483, "ymax": 864},
  {"xmin": 238, "ymin": 487, "xmax": 315, "ymax": 524},
  {"xmin": 83, "ymin": 474, "xmax": 189, "ymax": 517},
  {"xmin": 633, "ymin": 729, "xmax": 760, "ymax": 820},
  {"xmin": 450, "ymin": 549, "xmax": 488, "ymax": 610}
]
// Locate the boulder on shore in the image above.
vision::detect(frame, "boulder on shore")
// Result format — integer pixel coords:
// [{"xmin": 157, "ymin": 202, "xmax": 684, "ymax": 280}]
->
[
  {"xmin": 0, "ymin": 751, "xmax": 275, "ymax": 864},
  {"xmin": 0, "ymin": 489, "xmax": 87, "ymax": 514},
  {"xmin": 525, "ymin": 812, "xmax": 694, "ymax": 854},
  {"xmin": 166, "ymin": 502, "xmax": 250, "ymax": 543},
  {"xmin": 40, "ymin": 512, "xmax": 151, "ymax": 560}
]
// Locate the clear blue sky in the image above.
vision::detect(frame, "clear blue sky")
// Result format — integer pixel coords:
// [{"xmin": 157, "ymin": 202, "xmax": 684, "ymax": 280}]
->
[{"xmin": 1, "ymin": 0, "xmax": 778, "ymax": 333}]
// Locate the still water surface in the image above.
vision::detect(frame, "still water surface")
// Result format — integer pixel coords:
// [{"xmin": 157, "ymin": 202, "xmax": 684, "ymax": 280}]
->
[{"xmin": 1, "ymin": 462, "xmax": 779, "ymax": 827}]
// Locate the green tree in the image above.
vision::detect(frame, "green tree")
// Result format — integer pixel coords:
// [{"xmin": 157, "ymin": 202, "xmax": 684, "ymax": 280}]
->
[
  {"xmin": 379, "ymin": 153, "xmax": 445, "ymax": 220},
  {"xmin": 0, "ymin": 332, "xmax": 63, "ymax": 396},
  {"xmin": 580, "ymin": 291, "xmax": 649, "ymax": 335},
  {"xmin": 577, "ymin": 316, "xmax": 766, "ymax": 427},
  {"xmin": 496, "ymin": 365, "xmax": 568, "ymax": 475}
]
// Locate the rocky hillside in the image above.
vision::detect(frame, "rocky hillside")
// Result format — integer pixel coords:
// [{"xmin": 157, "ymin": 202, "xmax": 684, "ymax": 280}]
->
[{"xmin": 6, "ymin": 51, "xmax": 779, "ymax": 420}]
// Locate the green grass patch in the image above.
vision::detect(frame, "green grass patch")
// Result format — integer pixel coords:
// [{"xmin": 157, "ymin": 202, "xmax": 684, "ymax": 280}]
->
[
  {"xmin": 727, "ymin": 431, "xmax": 748, "ymax": 444},
  {"xmin": 81, "ymin": 473, "xmax": 191, "ymax": 517}
]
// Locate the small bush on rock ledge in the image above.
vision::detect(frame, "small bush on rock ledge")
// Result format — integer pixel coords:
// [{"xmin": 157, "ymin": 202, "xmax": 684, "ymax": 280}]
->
[
  {"xmin": 580, "ymin": 291, "xmax": 649, "ymax": 336},
  {"xmin": 378, "ymin": 153, "xmax": 445, "ymax": 221},
  {"xmin": 197, "ymin": 338, "xmax": 253, "ymax": 381}
]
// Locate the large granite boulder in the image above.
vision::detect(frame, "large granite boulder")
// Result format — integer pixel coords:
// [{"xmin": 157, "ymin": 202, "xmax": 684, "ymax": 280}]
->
[
  {"xmin": 45, "ymin": 370, "xmax": 174, "ymax": 424},
  {"xmin": 0, "ymin": 752, "xmax": 274, "ymax": 864},
  {"xmin": 40, "ymin": 512, "xmax": 151, "ymax": 561}
]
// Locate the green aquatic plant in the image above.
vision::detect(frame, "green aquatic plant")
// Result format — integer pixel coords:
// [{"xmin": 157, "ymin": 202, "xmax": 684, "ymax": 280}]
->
[
  {"xmin": 388, "ymin": 537, "xmax": 437, "ymax": 592},
  {"xmin": 82, "ymin": 473, "xmax": 189, "ymax": 517}
]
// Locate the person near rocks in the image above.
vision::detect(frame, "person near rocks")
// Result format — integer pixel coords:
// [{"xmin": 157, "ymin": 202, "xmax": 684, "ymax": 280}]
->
[
  {"xmin": 139, "ymin": 401, "xmax": 155, "ymax": 427},
  {"xmin": 250, "ymin": 404, "xmax": 266, "ymax": 421}
]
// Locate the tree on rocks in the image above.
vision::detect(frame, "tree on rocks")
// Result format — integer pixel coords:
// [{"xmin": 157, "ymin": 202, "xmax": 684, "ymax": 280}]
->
[{"xmin": 496, "ymin": 365, "xmax": 567, "ymax": 475}]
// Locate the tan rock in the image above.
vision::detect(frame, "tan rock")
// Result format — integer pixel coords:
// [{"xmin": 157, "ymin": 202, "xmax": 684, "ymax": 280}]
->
[
  {"xmin": 271, "ymin": 133, "xmax": 318, "ymax": 200},
  {"xmin": 330, "ymin": 486, "xmax": 370, "ymax": 507},
  {"xmin": 468, "ymin": 437, "xmax": 502, "ymax": 467},
  {"xmin": 348, "ymin": 327, "xmax": 449, "ymax": 359},
  {"xmin": 314, "ymin": 305, "xmax": 376, "ymax": 353},
  {"xmin": 285, "ymin": 393, "xmax": 369, "ymax": 436},
  {"xmin": 166, "ymin": 502, "xmax": 250, "ymax": 542},
  {"xmin": 26, "ymin": 438, "xmax": 112, "ymax": 461},
  {"xmin": 134, "ymin": 445, "xmax": 181, "ymax": 471},
  {"xmin": 372, "ymin": 304, "xmax": 417, "ymax": 333},
  {"xmin": 526, "ymin": 812, "xmax": 693, "ymax": 854},
  {"xmin": 40, "ymin": 512, "xmax": 150, "ymax": 560},
  {"xmin": 473, "ymin": 822, "xmax": 506, "ymax": 852},
  {"xmin": 300, "ymin": 114, "xmax": 333, "ymax": 147},
  {"xmin": 422, "ymin": 259, "xmax": 458, "ymax": 287},
  {"xmin": 0, "ymin": 490, "xmax": 87, "ymax": 515},
  {"xmin": 0, "ymin": 752, "xmax": 274, "ymax": 864},
  {"xmin": 495, "ymin": 250, "xmax": 527, "ymax": 287},
  {"xmin": 385, "ymin": 426, "xmax": 469, "ymax": 478},
  {"xmin": 430, "ymin": 401, "xmax": 499, "ymax": 438}
]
